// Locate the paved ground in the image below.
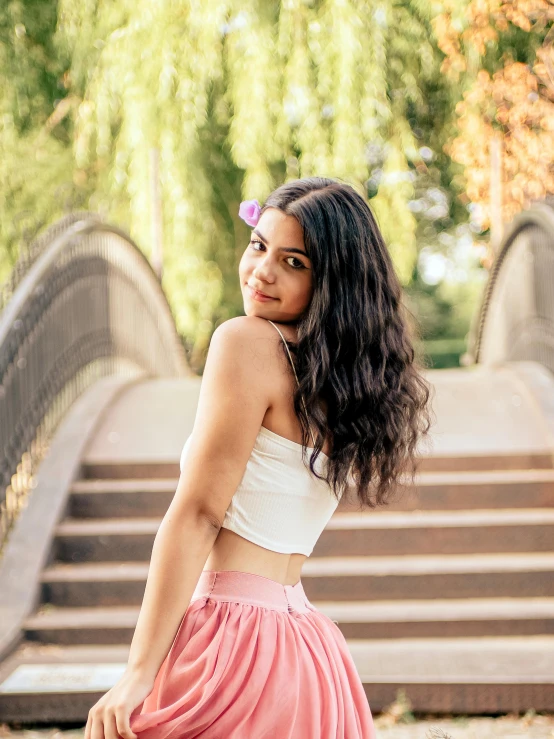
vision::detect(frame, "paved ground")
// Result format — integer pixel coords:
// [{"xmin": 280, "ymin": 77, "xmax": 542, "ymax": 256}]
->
[{"xmin": 1, "ymin": 714, "xmax": 554, "ymax": 738}]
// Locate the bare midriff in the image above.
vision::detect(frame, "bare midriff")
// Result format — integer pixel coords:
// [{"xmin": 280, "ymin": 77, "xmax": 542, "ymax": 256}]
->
[{"xmin": 203, "ymin": 529, "xmax": 308, "ymax": 586}]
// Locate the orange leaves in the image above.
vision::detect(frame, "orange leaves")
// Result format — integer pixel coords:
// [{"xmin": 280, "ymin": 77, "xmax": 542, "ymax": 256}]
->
[
  {"xmin": 501, "ymin": 0, "xmax": 554, "ymax": 31},
  {"xmin": 432, "ymin": 13, "xmax": 467, "ymax": 77},
  {"xmin": 433, "ymin": 0, "xmax": 554, "ymax": 234}
]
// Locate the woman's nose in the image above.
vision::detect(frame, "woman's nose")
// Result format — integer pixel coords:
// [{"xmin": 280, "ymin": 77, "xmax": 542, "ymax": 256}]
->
[{"xmin": 252, "ymin": 259, "xmax": 275, "ymax": 282}]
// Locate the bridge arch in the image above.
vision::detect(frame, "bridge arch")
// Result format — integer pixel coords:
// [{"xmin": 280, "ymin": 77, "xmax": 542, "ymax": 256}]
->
[
  {"xmin": 469, "ymin": 198, "xmax": 554, "ymax": 373},
  {"xmin": 0, "ymin": 214, "xmax": 190, "ymax": 555}
]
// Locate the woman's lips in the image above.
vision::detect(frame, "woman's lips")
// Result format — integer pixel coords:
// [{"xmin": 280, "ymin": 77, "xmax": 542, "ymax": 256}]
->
[{"xmin": 247, "ymin": 285, "xmax": 277, "ymax": 302}]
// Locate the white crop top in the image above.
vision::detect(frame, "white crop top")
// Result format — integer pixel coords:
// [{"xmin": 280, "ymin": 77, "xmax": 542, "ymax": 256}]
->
[{"xmin": 179, "ymin": 320, "xmax": 342, "ymax": 556}]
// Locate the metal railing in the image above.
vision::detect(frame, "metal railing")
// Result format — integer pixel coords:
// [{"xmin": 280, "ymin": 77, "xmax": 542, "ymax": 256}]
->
[
  {"xmin": 468, "ymin": 198, "xmax": 554, "ymax": 375},
  {"xmin": 0, "ymin": 215, "xmax": 189, "ymax": 556}
]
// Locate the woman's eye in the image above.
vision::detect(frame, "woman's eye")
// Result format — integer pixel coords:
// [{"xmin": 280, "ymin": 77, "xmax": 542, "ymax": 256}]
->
[{"xmin": 249, "ymin": 239, "xmax": 305, "ymax": 270}]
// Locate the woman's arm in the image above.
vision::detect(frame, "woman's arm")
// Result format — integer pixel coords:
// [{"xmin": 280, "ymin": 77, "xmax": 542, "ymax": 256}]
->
[
  {"xmin": 85, "ymin": 315, "xmax": 278, "ymax": 739},
  {"xmin": 122, "ymin": 315, "xmax": 275, "ymax": 685},
  {"xmin": 123, "ymin": 509, "xmax": 220, "ymax": 684}
]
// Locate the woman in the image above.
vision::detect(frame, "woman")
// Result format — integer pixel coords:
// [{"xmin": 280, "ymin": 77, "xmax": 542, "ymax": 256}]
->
[{"xmin": 85, "ymin": 176, "xmax": 432, "ymax": 739}]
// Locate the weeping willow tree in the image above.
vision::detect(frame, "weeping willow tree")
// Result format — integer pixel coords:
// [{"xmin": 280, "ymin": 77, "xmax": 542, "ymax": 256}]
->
[
  {"xmin": 0, "ymin": 1, "xmax": 75, "ymax": 281},
  {"xmin": 2, "ymin": 0, "xmax": 456, "ymax": 364}
]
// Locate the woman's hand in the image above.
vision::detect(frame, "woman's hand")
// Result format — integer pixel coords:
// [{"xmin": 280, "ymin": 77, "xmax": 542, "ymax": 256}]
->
[{"xmin": 85, "ymin": 669, "xmax": 154, "ymax": 739}]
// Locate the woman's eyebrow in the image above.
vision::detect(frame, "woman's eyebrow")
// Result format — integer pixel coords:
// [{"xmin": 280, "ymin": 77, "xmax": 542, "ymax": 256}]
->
[{"xmin": 252, "ymin": 228, "xmax": 309, "ymax": 257}]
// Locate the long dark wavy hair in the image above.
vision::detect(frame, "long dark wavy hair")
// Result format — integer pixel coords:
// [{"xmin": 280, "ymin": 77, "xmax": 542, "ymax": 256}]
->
[{"xmin": 260, "ymin": 176, "xmax": 434, "ymax": 508}]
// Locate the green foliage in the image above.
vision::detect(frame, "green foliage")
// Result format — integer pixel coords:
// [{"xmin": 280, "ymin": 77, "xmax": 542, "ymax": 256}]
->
[
  {"xmin": 0, "ymin": 1, "xmax": 71, "ymax": 279},
  {"xmin": 0, "ymin": 0, "xmax": 64, "ymax": 132},
  {"xmin": 0, "ymin": 0, "xmax": 482, "ymax": 359}
]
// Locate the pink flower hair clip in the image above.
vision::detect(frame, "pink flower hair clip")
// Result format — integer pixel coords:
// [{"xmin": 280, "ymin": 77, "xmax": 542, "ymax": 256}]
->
[{"xmin": 239, "ymin": 199, "xmax": 261, "ymax": 227}]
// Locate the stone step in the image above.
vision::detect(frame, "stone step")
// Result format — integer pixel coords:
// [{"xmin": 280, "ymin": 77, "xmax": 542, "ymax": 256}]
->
[
  {"xmin": 70, "ymin": 479, "xmax": 176, "ymax": 519},
  {"xmin": 319, "ymin": 596, "xmax": 554, "ymax": 639},
  {"xmin": 53, "ymin": 509, "xmax": 554, "ymax": 563},
  {"xmin": 23, "ymin": 606, "xmax": 140, "ymax": 645},
  {"xmin": 22, "ymin": 597, "xmax": 554, "ymax": 645},
  {"xmin": 419, "ymin": 452, "xmax": 553, "ymax": 473},
  {"xmin": 69, "ymin": 468, "xmax": 554, "ymax": 519},
  {"xmin": 80, "ymin": 451, "xmax": 554, "ymax": 482},
  {"xmin": 303, "ymin": 553, "xmax": 554, "ymax": 601},
  {"xmin": 376, "ymin": 468, "xmax": 554, "ymax": 512},
  {"xmin": 0, "ymin": 644, "xmax": 131, "ymax": 723},
  {"xmin": 54, "ymin": 517, "xmax": 161, "ymax": 563},
  {"xmin": 319, "ymin": 509, "xmax": 554, "ymax": 556},
  {"xmin": 1, "ymin": 637, "xmax": 553, "ymax": 721},
  {"xmin": 40, "ymin": 553, "xmax": 554, "ymax": 607},
  {"xmin": 352, "ymin": 634, "xmax": 554, "ymax": 714}
]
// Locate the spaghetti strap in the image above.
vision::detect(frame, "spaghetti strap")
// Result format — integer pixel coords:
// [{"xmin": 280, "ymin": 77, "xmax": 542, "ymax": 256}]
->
[
  {"xmin": 267, "ymin": 320, "xmax": 301, "ymax": 387},
  {"xmin": 267, "ymin": 319, "xmax": 317, "ymax": 448}
]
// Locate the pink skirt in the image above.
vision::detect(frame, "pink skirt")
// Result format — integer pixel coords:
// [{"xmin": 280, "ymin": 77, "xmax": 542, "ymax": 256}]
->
[{"xmin": 129, "ymin": 569, "xmax": 376, "ymax": 738}]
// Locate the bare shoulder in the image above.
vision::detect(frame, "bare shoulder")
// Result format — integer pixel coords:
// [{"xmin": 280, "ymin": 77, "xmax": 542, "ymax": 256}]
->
[
  {"xmin": 212, "ymin": 315, "xmax": 269, "ymax": 341},
  {"xmin": 211, "ymin": 316, "xmax": 292, "ymax": 378},
  {"xmin": 212, "ymin": 315, "xmax": 288, "ymax": 339}
]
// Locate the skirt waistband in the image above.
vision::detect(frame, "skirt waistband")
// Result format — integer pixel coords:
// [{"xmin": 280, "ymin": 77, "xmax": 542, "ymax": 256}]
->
[{"xmin": 191, "ymin": 569, "xmax": 316, "ymax": 614}]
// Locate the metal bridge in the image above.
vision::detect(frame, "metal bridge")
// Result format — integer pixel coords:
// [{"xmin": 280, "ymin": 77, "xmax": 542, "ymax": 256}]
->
[{"xmin": 0, "ymin": 202, "xmax": 553, "ymax": 722}]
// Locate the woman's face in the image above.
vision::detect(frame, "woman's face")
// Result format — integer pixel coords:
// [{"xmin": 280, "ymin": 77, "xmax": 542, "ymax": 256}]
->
[{"xmin": 239, "ymin": 207, "xmax": 313, "ymax": 323}]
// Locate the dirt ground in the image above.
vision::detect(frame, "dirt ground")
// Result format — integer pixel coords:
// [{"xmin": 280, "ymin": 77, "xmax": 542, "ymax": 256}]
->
[
  {"xmin": 374, "ymin": 713, "xmax": 554, "ymax": 738},
  {"xmin": 1, "ymin": 713, "xmax": 554, "ymax": 738}
]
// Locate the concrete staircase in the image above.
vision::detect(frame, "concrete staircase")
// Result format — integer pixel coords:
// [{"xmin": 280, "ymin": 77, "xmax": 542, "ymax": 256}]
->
[{"xmin": 1, "ymin": 368, "xmax": 554, "ymax": 722}]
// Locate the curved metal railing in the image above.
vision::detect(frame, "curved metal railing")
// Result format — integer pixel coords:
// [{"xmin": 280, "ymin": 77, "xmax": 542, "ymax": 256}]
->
[
  {"xmin": 0, "ymin": 215, "xmax": 190, "ymax": 556},
  {"xmin": 1, "ymin": 212, "xmax": 95, "ymax": 312},
  {"xmin": 468, "ymin": 198, "xmax": 554, "ymax": 374}
]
